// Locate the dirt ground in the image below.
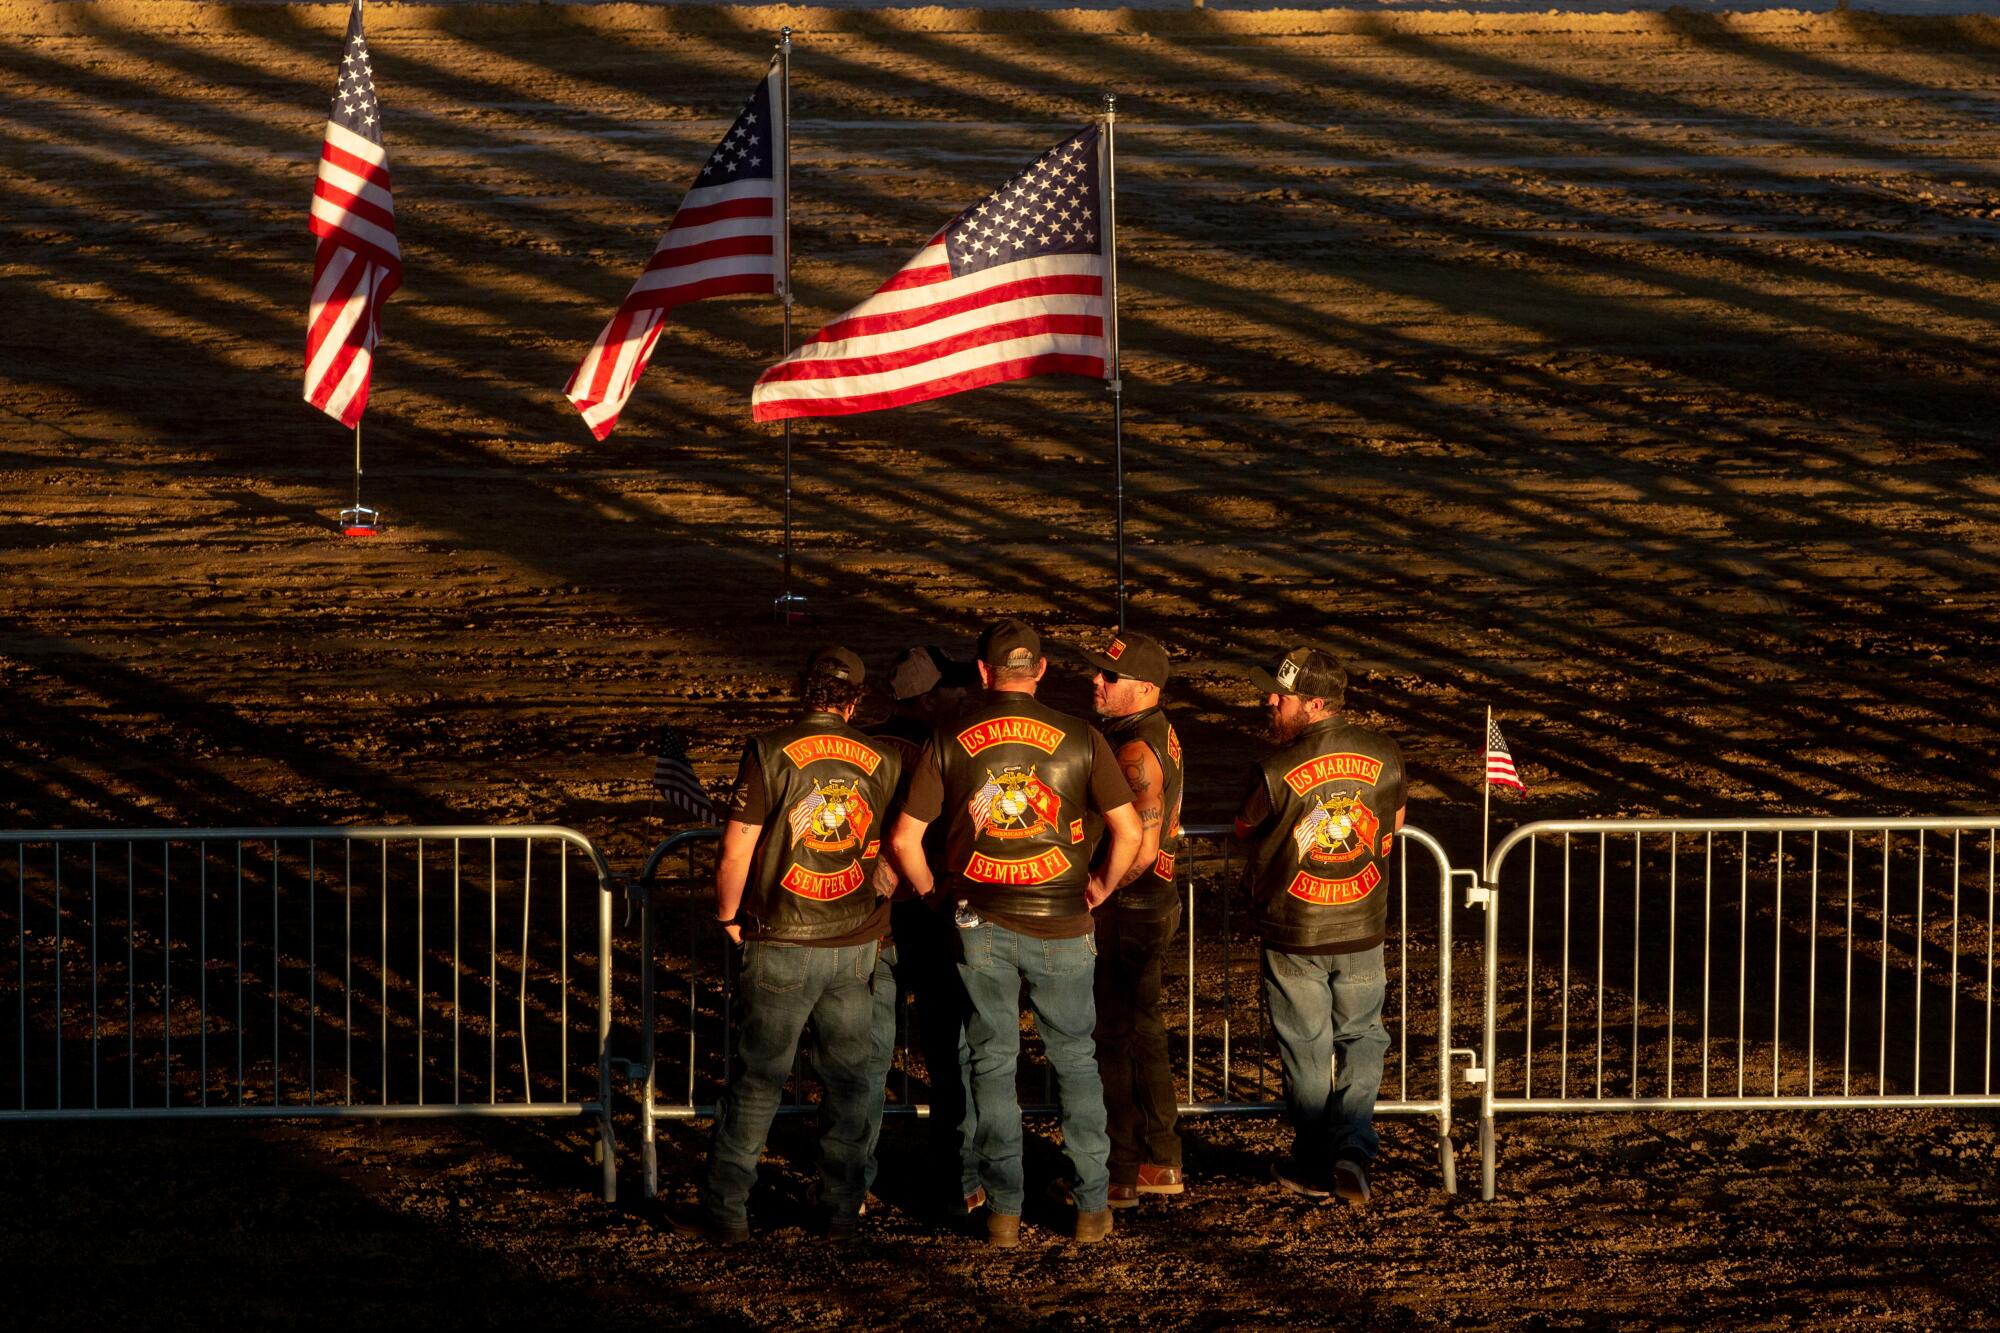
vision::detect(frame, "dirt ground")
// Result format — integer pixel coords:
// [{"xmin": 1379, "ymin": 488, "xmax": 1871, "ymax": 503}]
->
[{"xmin": 2, "ymin": 2, "xmax": 1998, "ymax": 1327}]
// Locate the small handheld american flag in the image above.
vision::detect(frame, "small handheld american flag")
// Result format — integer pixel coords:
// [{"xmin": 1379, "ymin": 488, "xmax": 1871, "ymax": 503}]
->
[
  {"xmin": 1486, "ymin": 717, "xmax": 1525, "ymax": 792},
  {"xmin": 652, "ymin": 724, "xmax": 718, "ymax": 825}
]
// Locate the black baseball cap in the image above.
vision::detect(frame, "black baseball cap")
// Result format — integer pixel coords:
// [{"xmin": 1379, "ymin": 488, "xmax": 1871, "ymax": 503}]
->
[
  {"xmin": 1248, "ymin": 647, "xmax": 1346, "ymax": 705},
  {"xmin": 1080, "ymin": 631, "xmax": 1170, "ymax": 687},
  {"xmin": 887, "ymin": 645, "xmax": 976, "ymax": 701},
  {"xmin": 804, "ymin": 645, "xmax": 865, "ymax": 686},
  {"xmin": 978, "ymin": 618, "xmax": 1041, "ymax": 670}
]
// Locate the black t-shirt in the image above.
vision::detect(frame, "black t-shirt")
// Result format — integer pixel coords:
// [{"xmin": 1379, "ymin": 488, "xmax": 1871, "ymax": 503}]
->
[{"xmin": 723, "ymin": 737, "xmax": 889, "ymax": 950}]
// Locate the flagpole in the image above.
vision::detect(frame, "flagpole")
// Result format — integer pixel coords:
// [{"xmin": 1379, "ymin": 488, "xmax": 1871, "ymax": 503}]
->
[
  {"xmin": 1101, "ymin": 92, "xmax": 1125, "ymax": 632},
  {"xmin": 775, "ymin": 28, "xmax": 800, "ymax": 623},
  {"xmin": 1482, "ymin": 705, "xmax": 1494, "ymax": 875},
  {"xmin": 340, "ymin": 419, "xmax": 377, "ymax": 536}
]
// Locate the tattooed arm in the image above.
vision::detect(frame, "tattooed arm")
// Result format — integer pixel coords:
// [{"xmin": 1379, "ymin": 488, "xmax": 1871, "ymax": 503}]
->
[
  {"xmin": 1113, "ymin": 738, "xmax": 1165, "ymax": 891},
  {"xmin": 712, "ymin": 818, "xmax": 761, "ymax": 945}
]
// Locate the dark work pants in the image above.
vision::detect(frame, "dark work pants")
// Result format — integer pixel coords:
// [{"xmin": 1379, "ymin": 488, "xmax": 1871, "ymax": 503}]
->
[
  {"xmin": 877, "ymin": 898, "xmax": 979, "ymax": 1199},
  {"xmin": 1092, "ymin": 902, "xmax": 1183, "ymax": 1182}
]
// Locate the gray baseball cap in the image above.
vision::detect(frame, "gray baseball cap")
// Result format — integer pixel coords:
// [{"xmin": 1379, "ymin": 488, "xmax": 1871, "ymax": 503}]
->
[{"xmin": 888, "ymin": 645, "xmax": 976, "ymax": 701}]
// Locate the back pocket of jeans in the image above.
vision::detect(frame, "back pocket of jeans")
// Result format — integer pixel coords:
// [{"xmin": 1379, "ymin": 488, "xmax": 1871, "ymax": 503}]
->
[
  {"xmin": 749, "ymin": 942, "xmax": 807, "ymax": 995},
  {"xmin": 1043, "ymin": 933, "xmax": 1093, "ymax": 977}
]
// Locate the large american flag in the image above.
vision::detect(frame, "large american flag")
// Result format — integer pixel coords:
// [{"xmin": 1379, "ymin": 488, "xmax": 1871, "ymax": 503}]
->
[
  {"xmin": 305, "ymin": 0, "xmax": 400, "ymax": 429},
  {"xmin": 652, "ymin": 724, "xmax": 719, "ymax": 825},
  {"xmin": 566, "ymin": 63, "xmax": 785, "ymax": 440},
  {"xmin": 1486, "ymin": 716, "xmax": 1526, "ymax": 792},
  {"xmin": 751, "ymin": 123, "xmax": 1109, "ymax": 421}
]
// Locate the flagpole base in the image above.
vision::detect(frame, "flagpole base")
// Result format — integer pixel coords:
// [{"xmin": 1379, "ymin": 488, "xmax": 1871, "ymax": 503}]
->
[
  {"xmin": 772, "ymin": 591, "xmax": 809, "ymax": 626},
  {"xmin": 339, "ymin": 505, "xmax": 381, "ymax": 537}
]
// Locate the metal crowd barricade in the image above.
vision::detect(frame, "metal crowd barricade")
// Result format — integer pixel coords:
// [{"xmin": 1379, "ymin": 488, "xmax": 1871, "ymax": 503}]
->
[
  {"xmin": 633, "ymin": 821, "xmax": 1466, "ymax": 1198},
  {"xmin": 0, "ymin": 826, "xmax": 622, "ymax": 1201},
  {"xmin": 632, "ymin": 826, "xmax": 724, "ymax": 1197},
  {"xmin": 1474, "ymin": 816, "xmax": 2000, "ymax": 1200},
  {"xmin": 1175, "ymin": 824, "xmax": 1464, "ymax": 1191}
]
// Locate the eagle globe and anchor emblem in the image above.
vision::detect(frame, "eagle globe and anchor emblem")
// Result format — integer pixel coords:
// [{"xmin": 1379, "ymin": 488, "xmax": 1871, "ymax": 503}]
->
[
  {"xmin": 970, "ymin": 764, "xmax": 1061, "ymax": 839},
  {"xmin": 790, "ymin": 777, "xmax": 872, "ymax": 854},
  {"xmin": 1291, "ymin": 790, "xmax": 1379, "ymax": 865}
]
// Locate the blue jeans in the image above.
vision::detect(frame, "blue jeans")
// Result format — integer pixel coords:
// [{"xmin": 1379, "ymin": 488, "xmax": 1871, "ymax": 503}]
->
[
  {"xmin": 957, "ymin": 922, "xmax": 1110, "ymax": 1215},
  {"xmin": 704, "ymin": 939, "xmax": 881, "ymax": 1230},
  {"xmin": 867, "ymin": 903, "xmax": 978, "ymax": 1200},
  {"xmin": 1261, "ymin": 944, "xmax": 1388, "ymax": 1171}
]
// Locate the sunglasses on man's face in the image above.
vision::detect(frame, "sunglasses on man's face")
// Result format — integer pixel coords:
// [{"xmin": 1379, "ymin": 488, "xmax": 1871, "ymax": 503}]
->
[{"xmin": 1097, "ymin": 670, "xmax": 1122, "ymax": 683}]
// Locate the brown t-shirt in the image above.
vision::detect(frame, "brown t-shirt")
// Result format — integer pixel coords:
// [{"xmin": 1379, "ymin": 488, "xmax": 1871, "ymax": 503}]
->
[
  {"xmin": 726, "ymin": 744, "xmax": 769, "ymax": 822},
  {"xmin": 903, "ymin": 724, "xmax": 1132, "ymax": 938},
  {"xmin": 863, "ymin": 714, "xmax": 944, "ymax": 916}
]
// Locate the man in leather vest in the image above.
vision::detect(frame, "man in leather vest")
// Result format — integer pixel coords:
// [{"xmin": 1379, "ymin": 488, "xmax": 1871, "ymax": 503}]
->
[
  {"xmin": 1079, "ymin": 630, "xmax": 1187, "ymax": 1209},
  {"xmin": 888, "ymin": 618, "xmax": 1143, "ymax": 1248},
  {"xmin": 861, "ymin": 645, "xmax": 983, "ymax": 1218},
  {"xmin": 868, "ymin": 645, "xmax": 974, "ymax": 764},
  {"xmin": 677, "ymin": 646, "xmax": 902, "ymax": 1244},
  {"xmin": 1233, "ymin": 647, "xmax": 1405, "ymax": 1208}
]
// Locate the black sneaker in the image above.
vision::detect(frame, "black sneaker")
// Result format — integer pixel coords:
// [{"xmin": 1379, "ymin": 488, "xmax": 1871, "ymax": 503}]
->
[
  {"xmin": 1332, "ymin": 1157, "xmax": 1371, "ymax": 1207},
  {"xmin": 1271, "ymin": 1162, "xmax": 1330, "ymax": 1200},
  {"xmin": 810, "ymin": 1181, "xmax": 878, "ymax": 1217},
  {"xmin": 665, "ymin": 1206, "xmax": 750, "ymax": 1244}
]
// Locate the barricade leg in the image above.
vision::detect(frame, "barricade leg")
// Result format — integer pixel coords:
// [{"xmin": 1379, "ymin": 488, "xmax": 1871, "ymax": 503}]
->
[
  {"xmin": 640, "ymin": 887, "xmax": 660, "ymax": 1199},
  {"xmin": 1479, "ymin": 1113, "xmax": 1496, "ymax": 1202},
  {"xmin": 599, "ymin": 1109, "xmax": 617, "ymax": 1203}
]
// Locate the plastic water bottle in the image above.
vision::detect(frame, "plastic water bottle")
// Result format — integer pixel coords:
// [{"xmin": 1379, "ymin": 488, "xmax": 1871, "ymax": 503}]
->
[{"xmin": 954, "ymin": 899, "xmax": 983, "ymax": 929}]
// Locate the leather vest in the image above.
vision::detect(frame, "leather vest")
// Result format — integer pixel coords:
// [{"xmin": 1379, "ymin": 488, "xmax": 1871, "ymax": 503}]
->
[
  {"xmin": 935, "ymin": 693, "xmax": 1101, "ymax": 919},
  {"xmin": 1096, "ymin": 705, "xmax": 1184, "ymax": 920},
  {"xmin": 1247, "ymin": 718, "xmax": 1405, "ymax": 951},
  {"xmin": 864, "ymin": 713, "xmax": 930, "ymax": 770},
  {"xmin": 740, "ymin": 713, "xmax": 902, "ymax": 943}
]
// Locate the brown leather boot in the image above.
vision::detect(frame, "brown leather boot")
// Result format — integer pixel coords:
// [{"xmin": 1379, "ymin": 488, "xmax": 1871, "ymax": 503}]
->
[
  {"xmin": 986, "ymin": 1212, "xmax": 1022, "ymax": 1249},
  {"xmin": 1073, "ymin": 1208, "xmax": 1114, "ymax": 1244}
]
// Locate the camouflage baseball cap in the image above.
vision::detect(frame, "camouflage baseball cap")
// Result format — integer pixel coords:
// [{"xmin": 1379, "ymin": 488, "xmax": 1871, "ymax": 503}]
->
[{"xmin": 804, "ymin": 645, "xmax": 865, "ymax": 686}]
